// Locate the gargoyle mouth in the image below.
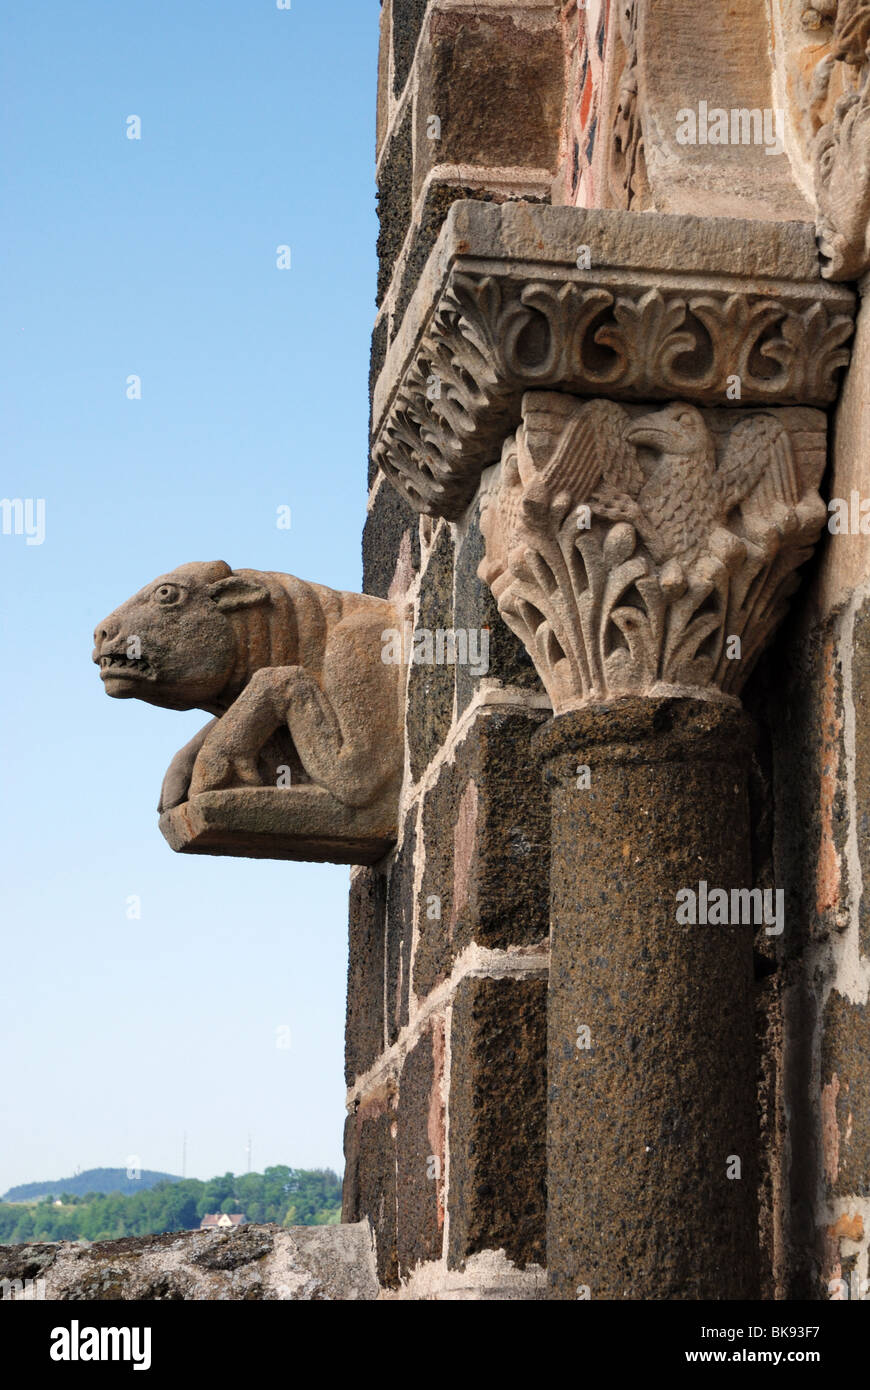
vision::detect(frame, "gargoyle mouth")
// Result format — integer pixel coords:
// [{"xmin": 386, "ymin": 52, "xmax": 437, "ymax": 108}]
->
[{"xmin": 100, "ymin": 652, "xmax": 155, "ymax": 680}]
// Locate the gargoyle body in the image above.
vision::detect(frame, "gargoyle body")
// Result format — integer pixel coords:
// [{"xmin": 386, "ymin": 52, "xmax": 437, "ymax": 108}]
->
[{"xmin": 93, "ymin": 561, "xmax": 403, "ymax": 819}]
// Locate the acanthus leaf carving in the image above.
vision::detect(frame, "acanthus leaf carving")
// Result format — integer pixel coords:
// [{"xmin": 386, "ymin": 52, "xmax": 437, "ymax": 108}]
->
[{"xmin": 375, "ymin": 269, "xmax": 853, "ymax": 519}]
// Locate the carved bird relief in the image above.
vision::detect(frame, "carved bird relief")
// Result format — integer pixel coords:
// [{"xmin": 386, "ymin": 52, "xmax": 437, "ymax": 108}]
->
[
  {"xmin": 479, "ymin": 394, "xmax": 827, "ymax": 709},
  {"xmin": 518, "ymin": 395, "xmax": 803, "ymax": 584}
]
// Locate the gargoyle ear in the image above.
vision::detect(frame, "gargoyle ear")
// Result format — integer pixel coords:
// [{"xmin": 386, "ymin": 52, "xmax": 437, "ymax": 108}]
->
[{"xmin": 207, "ymin": 575, "xmax": 270, "ymax": 611}]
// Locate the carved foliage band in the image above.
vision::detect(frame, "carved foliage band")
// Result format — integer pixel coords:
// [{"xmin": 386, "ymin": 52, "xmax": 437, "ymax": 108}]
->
[
  {"xmin": 374, "ymin": 271, "xmax": 852, "ymax": 519},
  {"xmin": 478, "ymin": 394, "xmax": 828, "ymax": 711}
]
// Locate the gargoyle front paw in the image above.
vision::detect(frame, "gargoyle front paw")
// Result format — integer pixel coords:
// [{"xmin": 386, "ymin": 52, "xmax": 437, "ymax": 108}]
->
[
  {"xmin": 188, "ymin": 746, "xmax": 263, "ymax": 798},
  {"xmin": 159, "ymin": 763, "xmax": 192, "ymax": 814}
]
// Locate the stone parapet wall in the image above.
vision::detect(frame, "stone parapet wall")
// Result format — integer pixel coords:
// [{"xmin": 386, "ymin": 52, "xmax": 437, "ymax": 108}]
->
[{"xmin": 0, "ymin": 1224, "xmax": 379, "ymax": 1301}]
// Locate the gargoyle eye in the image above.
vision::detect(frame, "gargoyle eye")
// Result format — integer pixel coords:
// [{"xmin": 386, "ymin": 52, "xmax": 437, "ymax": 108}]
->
[{"xmin": 153, "ymin": 583, "xmax": 183, "ymax": 605}]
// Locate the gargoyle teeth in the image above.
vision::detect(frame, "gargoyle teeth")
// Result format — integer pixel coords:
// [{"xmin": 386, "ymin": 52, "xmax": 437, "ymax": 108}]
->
[{"xmin": 100, "ymin": 652, "xmax": 152, "ymax": 674}]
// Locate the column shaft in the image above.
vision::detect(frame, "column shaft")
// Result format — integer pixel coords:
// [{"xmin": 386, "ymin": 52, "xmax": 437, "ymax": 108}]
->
[{"xmin": 538, "ymin": 698, "xmax": 761, "ymax": 1300}]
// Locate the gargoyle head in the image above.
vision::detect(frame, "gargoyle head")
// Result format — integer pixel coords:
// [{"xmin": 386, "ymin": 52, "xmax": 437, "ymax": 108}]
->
[
  {"xmin": 93, "ymin": 560, "xmax": 272, "ymax": 713},
  {"xmin": 815, "ymin": 89, "xmax": 870, "ymax": 278}
]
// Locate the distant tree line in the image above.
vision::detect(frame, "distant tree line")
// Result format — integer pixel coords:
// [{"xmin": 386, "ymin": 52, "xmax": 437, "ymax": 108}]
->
[{"xmin": 0, "ymin": 1167, "xmax": 342, "ymax": 1244}]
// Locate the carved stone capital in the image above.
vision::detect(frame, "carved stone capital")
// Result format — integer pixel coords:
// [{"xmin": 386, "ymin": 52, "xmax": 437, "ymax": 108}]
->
[
  {"xmin": 373, "ymin": 202, "xmax": 854, "ymax": 519},
  {"xmin": 478, "ymin": 394, "xmax": 828, "ymax": 711}
]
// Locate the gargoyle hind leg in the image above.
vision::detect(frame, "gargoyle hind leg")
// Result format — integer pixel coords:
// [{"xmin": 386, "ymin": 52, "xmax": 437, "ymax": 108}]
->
[
  {"xmin": 187, "ymin": 666, "xmax": 382, "ymax": 808},
  {"xmin": 281, "ymin": 667, "xmax": 375, "ymax": 806}
]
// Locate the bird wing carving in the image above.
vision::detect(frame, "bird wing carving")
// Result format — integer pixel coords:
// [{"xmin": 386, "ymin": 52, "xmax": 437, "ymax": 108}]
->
[
  {"xmin": 716, "ymin": 414, "xmax": 800, "ymax": 517},
  {"xmin": 521, "ymin": 393, "xmax": 643, "ymax": 500}
]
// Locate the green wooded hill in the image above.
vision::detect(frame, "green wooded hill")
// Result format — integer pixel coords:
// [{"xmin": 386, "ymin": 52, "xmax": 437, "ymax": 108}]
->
[
  {"xmin": 0, "ymin": 1167, "xmax": 342, "ymax": 1244},
  {"xmin": 3, "ymin": 1168, "xmax": 181, "ymax": 1202}
]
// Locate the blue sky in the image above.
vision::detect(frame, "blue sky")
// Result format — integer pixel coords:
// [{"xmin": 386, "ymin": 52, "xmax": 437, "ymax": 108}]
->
[{"xmin": 0, "ymin": 1, "xmax": 379, "ymax": 1193}]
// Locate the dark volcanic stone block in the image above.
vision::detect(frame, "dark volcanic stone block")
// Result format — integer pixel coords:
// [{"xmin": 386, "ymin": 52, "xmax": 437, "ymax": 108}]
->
[
  {"xmin": 363, "ymin": 478, "xmax": 420, "ymax": 599},
  {"xmin": 392, "ymin": 0, "xmax": 429, "ymax": 96},
  {"xmin": 406, "ymin": 523, "xmax": 455, "ymax": 781},
  {"xmin": 448, "ymin": 976, "xmax": 547, "ymax": 1270},
  {"xmin": 454, "ymin": 502, "xmax": 543, "ymax": 715},
  {"xmin": 421, "ymin": 12, "xmax": 564, "ymax": 173},
  {"xmin": 393, "ymin": 184, "xmax": 548, "ymax": 333},
  {"xmin": 368, "ymin": 315, "xmax": 390, "ymax": 484},
  {"xmin": 821, "ymin": 990, "xmax": 870, "ymax": 1198},
  {"xmin": 396, "ymin": 1021, "xmax": 444, "ymax": 1275},
  {"xmin": 414, "ymin": 707, "xmax": 550, "ymax": 997},
  {"xmin": 341, "ymin": 1112, "xmax": 358, "ymax": 1222},
  {"xmin": 767, "ymin": 610, "xmax": 847, "ymax": 954},
  {"xmin": 345, "ymin": 868, "xmax": 387, "ymax": 1086},
  {"xmin": 386, "ymin": 816, "xmax": 416, "ymax": 1045},
  {"xmin": 344, "ymin": 1089, "xmax": 399, "ymax": 1288},
  {"xmin": 377, "ymin": 104, "xmax": 414, "ymax": 305}
]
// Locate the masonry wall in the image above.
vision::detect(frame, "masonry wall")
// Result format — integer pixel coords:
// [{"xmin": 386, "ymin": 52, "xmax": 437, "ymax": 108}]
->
[
  {"xmin": 344, "ymin": 0, "xmax": 568, "ymax": 1296},
  {"xmin": 343, "ymin": 503, "xmax": 553, "ymax": 1293},
  {"xmin": 756, "ymin": 284, "xmax": 870, "ymax": 1300},
  {"xmin": 350, "ymin": 0, "xmax": 870, "ymax": 1297}
]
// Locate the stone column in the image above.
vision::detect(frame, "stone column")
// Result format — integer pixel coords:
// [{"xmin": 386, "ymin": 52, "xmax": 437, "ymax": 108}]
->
[
  {"xmin": 538, "ymin": 699, "xmax": 759, "ymax": 1300},
  {"xmin": 474, "ymin": 390, "xmax": 833, "ymax": 1299}
]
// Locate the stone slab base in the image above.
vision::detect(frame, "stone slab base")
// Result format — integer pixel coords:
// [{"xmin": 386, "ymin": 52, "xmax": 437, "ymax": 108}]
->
[{"xmin": 159, "ymin": 788, "xmax": 397, "ymax": 866}]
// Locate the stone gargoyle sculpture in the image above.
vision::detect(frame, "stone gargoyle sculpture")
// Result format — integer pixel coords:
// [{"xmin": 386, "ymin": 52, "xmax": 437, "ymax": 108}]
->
[
  {"xmin": 479, "ymin": 394, "xmax": 827, "ymax": 712},
  {"xmin": 93, "ymin": 561, "xmax": 404, "ymax": 864}
]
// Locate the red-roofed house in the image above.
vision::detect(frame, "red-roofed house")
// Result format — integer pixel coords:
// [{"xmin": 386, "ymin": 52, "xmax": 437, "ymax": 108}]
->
[{"xmin": 199, "ymin": 1213, "xmax": 246, "ymax": 1230}]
